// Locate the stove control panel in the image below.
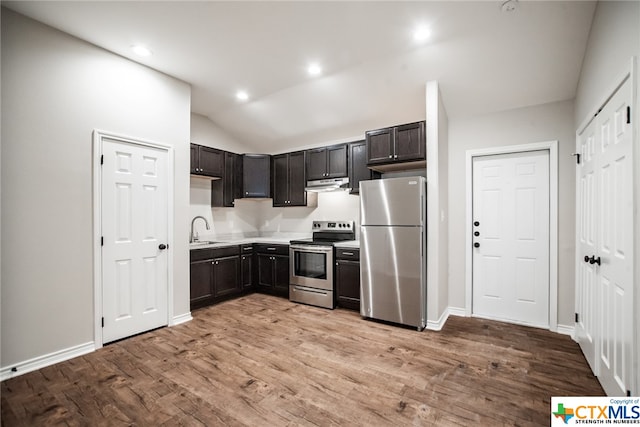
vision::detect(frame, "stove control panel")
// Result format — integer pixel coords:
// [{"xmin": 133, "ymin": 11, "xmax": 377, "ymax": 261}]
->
[{"xmin": 312, "ymin": 220, "xmax": 355, "ymax": 232}]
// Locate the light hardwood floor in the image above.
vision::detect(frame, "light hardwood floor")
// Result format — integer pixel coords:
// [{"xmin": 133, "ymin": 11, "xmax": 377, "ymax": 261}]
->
[{"xmin": 2, "ymin": 293, "xmax": 603, "ymax": 426}]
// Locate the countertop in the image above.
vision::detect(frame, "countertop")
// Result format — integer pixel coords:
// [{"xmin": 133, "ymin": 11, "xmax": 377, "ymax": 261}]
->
[
  {"xmin": 190, "ymin": 235, "xmax": 360, "ymax": 250},
  {"xmin": 189, "ymin": 233, "xmax": 310, "ymax": 250},
  {"xmin": 333, "ymin": 240, "xmax": 360, "ymax": 249}
]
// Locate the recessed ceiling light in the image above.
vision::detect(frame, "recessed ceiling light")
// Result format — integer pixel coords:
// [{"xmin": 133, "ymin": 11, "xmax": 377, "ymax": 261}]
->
[
  {"xmin": 236, "ymin": 90, "xmax": 249, "ymax": 101},
  {"xmin": 413, "ymin": 26, "xmax": 431, "ymax": 43},
  {"xmin": 131, "ymin": 45, "xmax": 152, "ymax": 57},
  {"xmin": 307, "ymin": 63, "xmax": 322, "ymax": 76}
]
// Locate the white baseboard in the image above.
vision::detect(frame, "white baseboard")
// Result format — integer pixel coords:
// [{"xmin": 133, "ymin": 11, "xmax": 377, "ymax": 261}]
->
[
  {"xmin": 447, "ymin": 307, "xmax": 466, "ymax": 317},
  {"xmin": 1, "ymin": 341, "xmax": 95, "ymax": 382},
  {"xmin": 426, "ymin": 308, "xmax": 450, "ymax": 331},
  {"xmin": 426, "ymin": 306, "xmax": 467, "ymax": 331},
  {"xmin": 555, "ymin": 324, "xmax": 575, "ymax": 340},
  {"xmin": 172, "ymin": 312, "xmax": 193, "ymax": 326}
]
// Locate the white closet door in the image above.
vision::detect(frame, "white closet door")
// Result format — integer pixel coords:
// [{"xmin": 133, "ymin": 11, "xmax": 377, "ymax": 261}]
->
[
  {"xmin": 576, "ymin": 119, "xmax": 599, "ymax": 373},
  {"xmin": 595, "ymin": 79, "xmax": 633, "ymax": 396},
  {"xmin": 576, "ymin": 77, "xmax": 633, "ymax": 396},
  {"xmin": 102, "ymin": 138, "xmax": 169, "ymax": 344}
]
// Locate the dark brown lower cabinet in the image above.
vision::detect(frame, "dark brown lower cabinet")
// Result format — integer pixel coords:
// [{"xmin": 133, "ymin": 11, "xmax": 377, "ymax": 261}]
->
[
  {"xmin": 335, "ymin": 248, "xmax": 360, "ymax": 311},
  {"xmin": 190, "ymin": 243, "xmax": 289, "ymax": 310},
  {"xmin": 190, "ymin": 245, "xmax": 241, "ymax": 310},
  {"xmin": 240, "ymin": 244, "xmax": 254, "ymax": 291},
  {"xmin": 255, "ymin": 244, "xmax": 289, "ymax": 297},
  {"xmin": 190, "ymin": 258, "xmax": 214, "ymax": 308},
  {"xmin": 212, "ymin": 255, "xmax": 240, "ymax": 298}
]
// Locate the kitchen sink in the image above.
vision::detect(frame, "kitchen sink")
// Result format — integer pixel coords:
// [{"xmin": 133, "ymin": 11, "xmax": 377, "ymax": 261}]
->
[{"xmin": 190, "ymin": 240, "xmax": 226, "ymax": 246}]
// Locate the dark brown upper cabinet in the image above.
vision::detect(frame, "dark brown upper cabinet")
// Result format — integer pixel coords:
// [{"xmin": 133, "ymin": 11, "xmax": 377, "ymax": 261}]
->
[
  {"xmin": 272, "ymin": 151, "xmax": 307, "ymax": 207},
  {"xmin": 306, "ymin": 144, "xmax": 348, "ymax": 180},
  {"xmin": 212, "ymin": 151, "xmax": 243, "ymax": 207},
  {"xmin": 348, "ymin": 140, "xmax": 380, "ymax": 194},
  {"xmin": 365, "ymin": 121, "xmax": 426, "ymax": 171},
  {"xmin": 242, "ymin": 154, "xmax": 271, "ymax": 198},
  {"xmin": 191, "ymin": 143, "xmax": 224, "ymax": 177}
]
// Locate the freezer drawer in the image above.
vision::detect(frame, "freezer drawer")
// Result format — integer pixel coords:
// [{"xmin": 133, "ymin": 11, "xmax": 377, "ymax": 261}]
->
[
  {"xmin": 289, "ymin": 285, "xmax": 334, "ymax": 309},
  {"xmin": 360, "ymin": 226, "xmax": 426, "ymax": 329}
]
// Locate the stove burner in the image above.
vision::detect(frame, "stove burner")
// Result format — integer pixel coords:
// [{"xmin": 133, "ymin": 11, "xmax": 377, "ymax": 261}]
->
[{"xmin": 291, "ymin": 220, "xmax": 355, "ymax": 246}]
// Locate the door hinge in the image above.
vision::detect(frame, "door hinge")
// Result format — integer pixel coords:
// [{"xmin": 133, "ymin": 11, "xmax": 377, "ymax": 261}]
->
[
  {"xmin": 101, "ymin": 317, "xmax": 104, "ymax": 328},
  {"xmin": 101, "ymin": 236, "xmax": 104, "ymax": 246},
  {"xmin": 100, "ymin": 154, "xmax": 104, "ymax": 165},
  {"xmin": 627, "ymin": 390, "xmax": 631, "ymax": 397},
  {"xmin": 627, "ymin": 106, "xmax": 631, "ymax": 124},
  {"xmin": 575, "ymin": 312, "xmax": 579, "ymax": 323}
]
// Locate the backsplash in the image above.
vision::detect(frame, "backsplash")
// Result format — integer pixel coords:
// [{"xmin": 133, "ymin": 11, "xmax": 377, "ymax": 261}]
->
[
  {"xmin": 190, "ymin": 177, "xmax": 360, "ymax": 240},
  {"xmin": 259, "ymin": 191, "xmax": 360, "ymax": 237}
]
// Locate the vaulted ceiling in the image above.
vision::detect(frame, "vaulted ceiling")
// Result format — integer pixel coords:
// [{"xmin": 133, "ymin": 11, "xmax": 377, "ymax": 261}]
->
[{"xmin": 3, "ymin": 1, "xmax": 596, "ymax": 152}]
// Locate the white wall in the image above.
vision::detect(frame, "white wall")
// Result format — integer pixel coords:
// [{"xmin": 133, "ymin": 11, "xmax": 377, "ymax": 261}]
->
[
  {"xmin": 191, "ymin": 181, "xmax": 359, "ymax": 240},
  {"xmin": 191, "ymin": 113, "xmax": 255, "ymax": 153},
  {"xmin": 425, "ymin": 81, "xmax": 449, "ymax": 328},
  {"xmin": 448, "ymin": 100, "xmax": 576, "ymax": 327},
  {"xmin": 1, "ymin": 10, "xmax": 191, "ymax": 367},
  {"xmin": 437, "ymin": 89, "xmax": 449, "ymax": 321},
  {"xmin": 259, "ymin": 191, "xmax": 359, "ymax": 236},
  {"xmin": 190, "ymin": 176, "xmax": 260, "ymax": 238},
  {"xmin": 574, "ymin": 1, "xmax": 640, "ymax": 126}
]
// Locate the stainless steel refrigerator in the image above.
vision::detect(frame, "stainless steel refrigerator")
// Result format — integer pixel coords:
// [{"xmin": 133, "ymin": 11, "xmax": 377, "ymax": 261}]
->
[{"xmin": 360, "ymin": 176, "xmax": 426, "ymax": 330}]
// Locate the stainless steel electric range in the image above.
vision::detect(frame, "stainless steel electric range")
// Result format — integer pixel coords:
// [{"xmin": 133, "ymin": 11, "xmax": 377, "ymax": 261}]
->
[{"xmin": 289, "ymin": 220, "xmax": 355, "ymax": 309}]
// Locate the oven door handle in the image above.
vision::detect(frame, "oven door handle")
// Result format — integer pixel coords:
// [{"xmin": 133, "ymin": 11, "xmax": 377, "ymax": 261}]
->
[{"xmin": 289, "ymin": 244, "xmax": 333, "ymax": 253}]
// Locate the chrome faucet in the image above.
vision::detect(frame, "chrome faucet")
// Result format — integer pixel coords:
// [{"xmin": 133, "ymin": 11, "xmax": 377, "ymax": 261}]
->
[{"xmin": 190, "ymin": 216, "xmax": 210, "ymax": 243}]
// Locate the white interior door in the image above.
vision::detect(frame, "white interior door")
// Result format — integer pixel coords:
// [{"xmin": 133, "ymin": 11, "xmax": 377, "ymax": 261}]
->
[
  {"xmin": 472, "ymin": 150, "xmax": 550, "ymax": 328},
  {"xmin": 576, "ymin": 119, "xmax": 598, "ymax": 374},
  {"xmin": 101, "ymin": 137, "xmax": 169, "ymax": 344},
  {"xmin": 577, "ymin": 77, "xmax": 634, "ymax": 396}
]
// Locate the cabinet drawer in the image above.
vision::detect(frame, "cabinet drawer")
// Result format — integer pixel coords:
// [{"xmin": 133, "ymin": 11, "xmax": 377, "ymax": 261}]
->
[
  {"xmin": 190, "ymin": 248, "xmax": 215, "ymax": 262},
  {"xmin": 255, "ymin": 243, "xmax": 289, "ymax": 256},
  {"xmin": 212, "ymin": 245, "xmax": 240, "ymax": 258},
  {"xmin": 336, "ymin": 248, "xmax": 360, "ymax": 260}
]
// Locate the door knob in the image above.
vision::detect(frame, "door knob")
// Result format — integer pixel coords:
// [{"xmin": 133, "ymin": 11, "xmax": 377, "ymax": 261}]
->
[
  {"xmin": 589, "ymin": 256, "xmax": 601, "ymax": 266},
  {"xmin": 159, "ymin": 244, "xmax": 167, "ymax": 250},
  {"xmin": 584, "ymin": 255, "xmax": 590, "ymax": 263},
  {"xmin": 473, "ymin": 242, "xmax": 480, "ymax": 248}
]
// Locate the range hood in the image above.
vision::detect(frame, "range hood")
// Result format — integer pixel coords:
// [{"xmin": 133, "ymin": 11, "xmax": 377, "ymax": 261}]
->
[{"xmin": 305, "ymin": 177, "xmax": 349, "ymax": 193}]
